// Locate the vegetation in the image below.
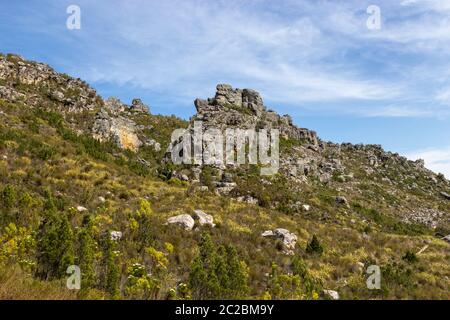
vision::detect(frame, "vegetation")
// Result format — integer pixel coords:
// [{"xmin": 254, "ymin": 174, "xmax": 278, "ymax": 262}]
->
[{"xmin": 0, "ymin": 60, "xmax": 448, "ymax": 300}]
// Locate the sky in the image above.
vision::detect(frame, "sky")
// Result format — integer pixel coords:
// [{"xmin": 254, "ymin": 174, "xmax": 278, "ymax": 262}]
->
[{"xmin": 0, "ymin": 0, "xmax": 449, "ymax": 177}]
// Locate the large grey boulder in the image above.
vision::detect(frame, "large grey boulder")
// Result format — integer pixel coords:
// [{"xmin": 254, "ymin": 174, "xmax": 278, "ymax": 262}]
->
[
  {"xmin": 166, "ymin": 214, "xmax": 195, "ymax": 231},
  {"xmin": 193, "ymin": 210, "xmax": 215, "ymax": 227}
]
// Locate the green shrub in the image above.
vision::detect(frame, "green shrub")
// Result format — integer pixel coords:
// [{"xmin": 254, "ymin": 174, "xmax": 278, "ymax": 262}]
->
[
  {"xmin": 2, "ymin": 184, "xmax": 16, "ymax": 208},
  {"xmin": 306, "ymin": 235, "xmax": 324, "ymax": 255},
  {"xmin": 402, "ymin": 251, "xmax": 418, "ymax": 264},
  {"xmin": 189, "ymin": 233, "xmax": 249, "ymax": 299},
  {"xmin": 168, "ymin": 177, "xmax": 187, "ymax": 186}
]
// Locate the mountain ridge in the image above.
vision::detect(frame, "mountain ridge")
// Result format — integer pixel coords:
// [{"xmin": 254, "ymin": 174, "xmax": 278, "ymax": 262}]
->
[{"xmin": 0, "ymin": 52, "xmax": 449, "ymax": 300}]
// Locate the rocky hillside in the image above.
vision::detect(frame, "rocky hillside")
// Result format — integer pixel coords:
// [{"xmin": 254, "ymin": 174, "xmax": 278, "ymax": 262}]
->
[{"xmin": 0, "ymin": 53, "xmax": 449, "ymax": 300}]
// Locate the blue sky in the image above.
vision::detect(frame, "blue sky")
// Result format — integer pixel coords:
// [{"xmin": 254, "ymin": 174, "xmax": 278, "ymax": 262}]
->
[{"xmin": 1, "ymin": 0, "xmax": 449, "ymax": 176}]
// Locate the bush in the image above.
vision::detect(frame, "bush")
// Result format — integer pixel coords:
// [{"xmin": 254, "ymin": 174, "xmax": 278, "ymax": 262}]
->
[
  {"xmin": 189, "ymin": 233, "xmax": 248, "ymax": 299},
  {"xmin": 305, "ymin": 235, "xmax": 324, "ymax": 255},
  {"xmin": 402, "ymin": 251, "xmax": 418, "ymax": 264},
  {"xmin": 2, "ymin": 184, "xmax": 16, "ymax": 209}
]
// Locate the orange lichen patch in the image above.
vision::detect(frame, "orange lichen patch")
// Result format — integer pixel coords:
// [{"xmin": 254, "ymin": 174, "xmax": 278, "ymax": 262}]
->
[{"xmin": 117, "ymin": 128, "xmax": 140, "ymax": 152}]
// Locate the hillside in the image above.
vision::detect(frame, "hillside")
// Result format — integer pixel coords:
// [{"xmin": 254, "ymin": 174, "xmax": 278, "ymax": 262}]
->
[{"xmin": 0, "ymin": 53, "xmax": 449, "ymax": 300}]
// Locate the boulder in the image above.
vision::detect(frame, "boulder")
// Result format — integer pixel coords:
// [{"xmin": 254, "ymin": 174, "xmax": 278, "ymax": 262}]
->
[
  {"xmin": 323, "ymin": 290, "xmax": 340, "ymax": 300},
  {"xmin": 166, "ymin": 214, "xmax": 195, "ymax": 231},
  {"xmin": 443, "ymin": 235, "xmax": 450, "ymax": 243},
  {"xmin": 335, "ymin": 196, "xmax": 349, "ymax": 206},
  {"xmin": 262, "ymin": 228, "xmax": 297, "ymax": 255},
  {"xmin": 110, "ymin": 230, "xmax": 123, "ymax": 241},
  {"xmin": 76, "ymin": 206, "xmax": 88, "ymax": 212},
  {"xmin": 193, "ymin": 210, "xmax": 215, "ymax": 227}
]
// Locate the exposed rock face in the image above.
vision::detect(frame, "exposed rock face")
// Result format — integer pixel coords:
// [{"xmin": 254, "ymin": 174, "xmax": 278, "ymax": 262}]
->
[
  {"xmin": 193, "ymin": 210, "xmax": 215, "ymax": 227},
  {"xmin": 92, "ymin": 109, "xmax": 142, "ymax": 151},
  {"xmin": 92, "ymin": 99, "xmax": 158, "ymax": 152},
  {"xmin": 262, "ymin": 228, "xmax": 297, "ymax": 255},
  {"xmin": 166, "ymin": 214, "xmax": 195, "ymax": 230}
]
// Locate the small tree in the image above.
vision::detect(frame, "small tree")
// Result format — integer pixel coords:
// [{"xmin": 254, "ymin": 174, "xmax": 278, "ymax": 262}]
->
[
  {"xmin": 306, "ymin": 235, "xmax": 324, "ymax": 255},
  {"xmin": 78, "ymin": 215, "xmax": 96, "ymax": 290},
  {"xmin": 35, "ymin": 209, "xmax": 74, "ymax": 279},
  {"xmin": 2, "ymin": 184, "xmax": 16, "ymax": 209},
  {"xmin": 104, "ymin": 236, "xmax": 120, "ymax": 299},
  {"xmin": 189, "ymin": 233, "xmax": 220, "ymax": 299},
  {"xmin": 402, "ymin": 250, "xmax": 418, "ymax": 264},
  {"xmin": 189, "ymin": 233, "xmax": 248, "ymax": 299}
]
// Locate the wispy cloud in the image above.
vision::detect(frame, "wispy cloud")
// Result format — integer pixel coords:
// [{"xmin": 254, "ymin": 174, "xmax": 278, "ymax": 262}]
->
[
  {"xmin": 2, "ymin": 0, "xmax": 450, "ymax": 120},
  {"xmin": 406, "ymin": 147, "xmax": 450, "ymax": 178}
]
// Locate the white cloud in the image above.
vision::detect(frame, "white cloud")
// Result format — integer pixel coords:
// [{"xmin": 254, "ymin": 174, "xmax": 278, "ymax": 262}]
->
[
  {"xmin": 406, "ymin": 147, "xmax": 450, "ymax": 178},
  {"xmin": 435, "ymin": 86, "xmax": 450, "ymax": 105},
  {"xmin": 15, "ymin": 0, "xmax": 450, "ymax": 119}
]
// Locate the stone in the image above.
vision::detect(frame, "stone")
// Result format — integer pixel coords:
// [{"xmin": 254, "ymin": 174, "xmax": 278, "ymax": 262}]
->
[
  {"xmin": 193, "ymin": 210, "xmax": 215, "ymax": 227},
  {"xmin": 130, "ymin": 98, "xmax": 149, "ymax": 113},
  {"xmin": 262, "ymin": 228, "xmax": 297, "ymax": 255},
  {"xmin": 261, "ymin": 230, "xmax": 274, "ymax": 237},
  {"xmin": 166, "ymin": 214, "xmax": 195, "ymax": 231},
  {"xmin": 323, "ymin": 290, "xmax": 340, "ymax": 300},
  {"xmin": 110, "ymin": 231, "xmax": 123, "ymax": 241},
  {"xmin": 98, "ymin": 196, "xmax": 106, "ymax": 203},
  {"xmin": 443, "ymin": 235, "xmax": 450, "ymax": 243},
  {"xmin": 336, "ymin": 196, "xmax": 349, "ymax": 206},
  {"xmin": 302, "ymin": 204, "xmax": 311, "ymax": 212},
  {"xmin": 222, "ymin": 172, "xmax": 234, "ymax": 183},
  {"xmin": 104, "ymin": 97, "xmax": 128, "ymax": 113},
  {"xmin": 440, "ymin": 192, "xmax": 450, "ymax": 200},
  {"xmin": 76, "ymin": 206, "xmax": 88, "ymax": 212},
  {"xmin": 92, "ymin": 109, "xmax": 142, "ymax": 151}
]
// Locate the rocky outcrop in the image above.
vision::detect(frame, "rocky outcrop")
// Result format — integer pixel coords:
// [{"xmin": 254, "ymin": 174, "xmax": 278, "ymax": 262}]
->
[
  {"xmin": 130, "ymin": 98, "xmax": 149, "ymax": 113},
  {"xmin": 262, "ymin": 228, "xmax": 297, "ymax": 255},
  {"xmin": 92, "ymin": 100, "xmax": 159, "ymax": 152},
  {"xmin": 92, "ymin": 109, "xmax": 142, "ymax": 151},
  {"xmin": 0, "ymin": 54, "xmax": 101, "ymax": 111},
  {"xmin": 404, "ymin": 208, "xmax": 446, "ymax": 229},
  {"xmin": 192, "ymin": 84, "xmax": 317, "ymax": 145}
]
